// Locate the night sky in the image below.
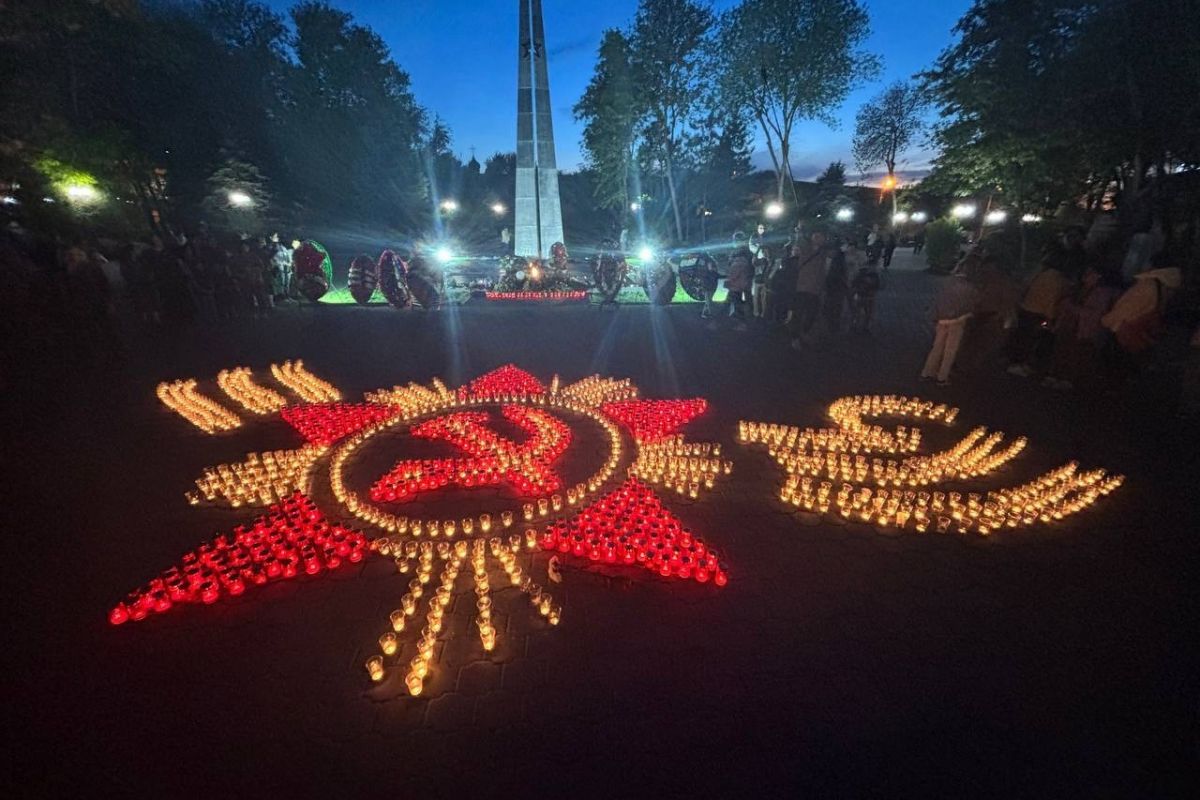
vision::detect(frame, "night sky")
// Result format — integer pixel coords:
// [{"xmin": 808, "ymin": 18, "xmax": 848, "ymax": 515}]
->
[{"xmin": 264, "ymin": 0, "xmax": 972, "ymax": 181}]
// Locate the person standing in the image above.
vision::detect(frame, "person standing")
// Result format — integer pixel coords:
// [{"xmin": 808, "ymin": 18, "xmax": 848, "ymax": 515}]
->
[
  {"xmin": 751, "ymin": 247, "xmax": 771, "ymax": 319},
  {"xmin": 850, "ymin": 255, "xmax": 881, "ymax": 333},
  {"xmin": 789, "ymin": 230, "xmax": 828, "ymax": 350},
  {"xmin": 724, "ymin": 238, "xmax": 754, "ymax": 331},
  {"xmin": 696, "ymin": 251, "xmax": 720, "ymax": 321},
  {"xmin": 1044, "ymin": 266, "xmax": 1123, "ymax": 390},
  {"xmin": 1007, "ymin": 250, "xmax": 1076, "ymax": 378},
  {"xmin": 912, "ymin": 225, "xmax": 926, "ymax": 255},
  {"xmin": 131, "ymin": 237, "xmax": 166, "ymax": 324},
  {"xmin": 866, "ymin": 224, "xmax": 882, "ymax": 266},
  {"xmin": 882, "ymin": 230, "xmax": 898, "ymax": 270},
  {"xmin": 921, "ymin": 267, "xmax": 980, "ymax": 386},
  {"xmin": 823, "ymin": 240, "xmax": 850, "ymax": 335},
  {"xmin": 766, "ymin": 242, "xmax": 799, "ymax": 326}
]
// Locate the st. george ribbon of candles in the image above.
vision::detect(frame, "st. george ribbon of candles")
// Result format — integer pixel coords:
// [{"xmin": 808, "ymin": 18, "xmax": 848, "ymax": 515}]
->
[{"xmin": 739, "ymin": 395, "xmax": 1123, "ymax": 535}]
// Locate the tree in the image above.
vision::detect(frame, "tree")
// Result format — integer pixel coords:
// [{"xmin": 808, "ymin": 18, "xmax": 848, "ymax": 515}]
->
[
  {"xmin": 922, "ymin": 0, "xmax": 1095, "ymax": 217},
  {"xmin": 690, "ymin": 110, "xmax": 753, "ymax": 241},
  {"xmin": 852, "ymin": 81, "xmax": 926, "ymax": 218},
  {"xmin": 628, "ymin": 0, "xmax": 714, "ymax": 243},
  {"xmin": 714, "ymin": 0, "xmax": 878, "ymax": 201},
  {"xmin": 282, "ymin": 1, "xmax": 427, "ymax": 227},
  {"xmin": 574, "ymin": 29, "xmax": 638, "ymax": 215}
]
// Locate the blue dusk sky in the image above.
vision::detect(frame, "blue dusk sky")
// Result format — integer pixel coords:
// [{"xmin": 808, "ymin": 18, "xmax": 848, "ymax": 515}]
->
[{"xmin": 264, "ymin": 0, "xmax": 972, "ymax": 182}]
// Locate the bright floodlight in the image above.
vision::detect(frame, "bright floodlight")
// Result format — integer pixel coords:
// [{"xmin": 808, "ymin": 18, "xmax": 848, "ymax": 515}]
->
[
  {"xmin": 638, "ymin": 246, "xmax": 655, "ymax": 262},
  {"xmin": 892, "ymin": 212, "xmax": 909, "ymax": 224},
  {"xmin": 630, "ymin": 201, "xmax": 641, "ymax": 212},
  {"xmin": 440, "ymin": 199, "xmax": 459, "ymax": 213},
  {"xmin": 228, "ymin": 190, "xmax": 253, "ymax": 207},
  {"xmin": 435, "ymin": 246, "xmax": 454, "ymax": 264},
  {"xmin": 911, "ymin": 211, "xmax": 928, "ymax": 223},
  {"xmin": 951, "ymin": 203, "xmax": 977, "ymax": 219},
  {"xmin": 764, "ymin": 201, "xmax": 784, "ymax": 219},
  {"xmin": 65, "ymin": 184, "xmax": 100, "ymax": 203},
  {"xmin": 984, "ymin": 209, "xmax": 1007, "ymax": 225},
  {"xmin": 1021, "ymin": 213, "xmax": 1042, "ymax": 223},
  {"xmin": 835, "ymin": 207, "xmax": 854, "ymax": 222},
  {"xmin": 490, "ymin": 202, "xmax": 506, "ymax": 215}
]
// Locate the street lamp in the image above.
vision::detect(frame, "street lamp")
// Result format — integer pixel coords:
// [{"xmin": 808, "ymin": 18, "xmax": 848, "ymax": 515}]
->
[
  {"xmin": 440, "ymin": 199, "xmax": 459, "ymax": 213},
  {"xmin": 951, "ymin": 203, "xmax": 977, "ymax": 220},
  {"xmin": 835, "ymin": 207, "xmax": 854, "ymax": 222},
  {"xmin": 65, "ymin": 184, "xmax": 101, "ymax": 204},
  {"xmin": 490, "ymin": 202, "xmax": 507, "ymax": 215},
  {"xmin": 764, "ymin": 201, "xmax": 784, "ymax": 219},
  {"xmin": 228, "ymin": 190, "xmax": 253, "ymax": 208},
  {"xmin": 892, "ymin": 211, "xmax": 909, "ymax": 224},
  {"xmin": 1021, "ymin": 213, "xmax": 1042, "ymax": 223},
  {"xmin": 984, "ymin": 209, "xmax": 1007, "ymax": 225},
  {"xmin": 630, "ymin": 201, "xmax": 641, "ymax": 212},
  {"xmin": 910, "ymin": 211, "xmax": 928, "ymax": 223}
]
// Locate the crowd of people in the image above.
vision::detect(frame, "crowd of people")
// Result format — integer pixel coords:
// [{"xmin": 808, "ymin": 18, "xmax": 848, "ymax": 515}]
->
[
  {"xmin": 4, "ymin": 211, "xmax": 1197, "ymax": 416},
  {"xmin": 1, "ymin": 222, "xmax": 297, "ymax": 383},
  {"xmin": 917, "ymin": 224, "xmax": 1198, "ymax": 419},
  {"xmin": 695, "ymin": 216, "xmax": 1198, "ymax": 416},
  {"xmin": 699, "ymin": 224, "xmax": 888, "ymax": 346}
]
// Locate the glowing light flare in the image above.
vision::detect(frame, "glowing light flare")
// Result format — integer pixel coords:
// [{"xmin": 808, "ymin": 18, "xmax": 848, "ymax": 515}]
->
[
  {"xmin": 227, "ymin": 190, "xmax": 253, "ymax": 207},
  {"xmin": 638, "ymin": 246, "xmax": 655, "ymax": 262},
  {"xmin": 984, "ymin": 209, "xmax": 1008, "ymax": 225},
  {"xmin": 911, "ymin": 212, "xmax": 928, "ymax": 223},
  {"xmin": 65, "ymin": 184, "xmax": 100, "ymax": 203},
  {"xmin": 835, "ymin": 208, "xmax": 854, "ymax": 222},
  {"xmin": 764, "ymin": 201, "xmax": 784, "ymax": 219},
  {"xmin": 435, "ymin": 246, "xmax": 454, "ymax": 264},
  {"xmin": 952, "ymin": 203, "xmax": 977, "ymax": 219}
]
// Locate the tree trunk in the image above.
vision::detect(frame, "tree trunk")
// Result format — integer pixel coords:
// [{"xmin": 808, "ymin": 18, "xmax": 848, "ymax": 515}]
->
[
  {"xmin": 890, "ymin": 170, "xmax": 898, "ymax": 220},
  {"xmin": 665, "ymin": 151, "xmax": 683, "ymax": 244},
  {"xmin": 755, "ymin": 111, "xmax": 785, "ymax": 202}
]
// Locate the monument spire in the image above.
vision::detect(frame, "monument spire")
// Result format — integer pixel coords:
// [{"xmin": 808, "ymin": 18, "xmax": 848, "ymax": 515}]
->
[{"xmin": 514, "ymin": 0, "xmax": 563, "ymax": 259}]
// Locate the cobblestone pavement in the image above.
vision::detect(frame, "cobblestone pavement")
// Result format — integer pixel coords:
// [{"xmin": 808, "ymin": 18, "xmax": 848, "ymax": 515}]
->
[{"xmin": 8, "ymin": 259, "xmax": 1197, "ymax": 797}]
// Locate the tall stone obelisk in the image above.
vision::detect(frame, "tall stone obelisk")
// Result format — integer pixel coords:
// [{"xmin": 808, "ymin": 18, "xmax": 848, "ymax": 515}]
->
[{"xmin": 515, "ymin": 0, "xmax": 563, "ymax": 259}]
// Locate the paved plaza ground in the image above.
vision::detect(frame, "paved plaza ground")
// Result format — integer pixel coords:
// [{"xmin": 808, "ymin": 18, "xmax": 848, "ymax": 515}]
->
[{"xmin": 8, "ymin": 256, "xmax": 1198, "ymax": 796}]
